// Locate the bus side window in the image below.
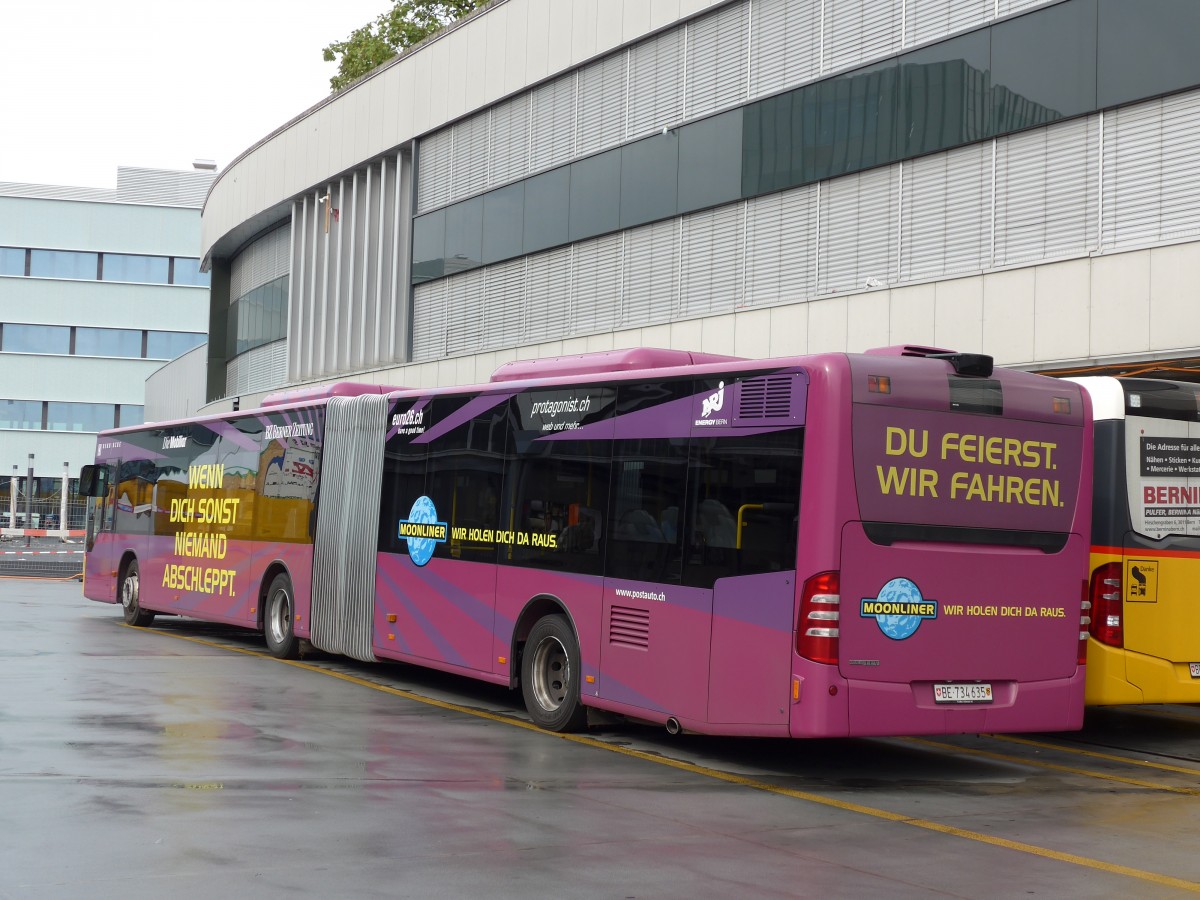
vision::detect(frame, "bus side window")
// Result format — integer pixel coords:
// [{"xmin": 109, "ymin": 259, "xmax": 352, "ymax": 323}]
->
[
  {"xmin": 683, "ymin": 430, "xmax": 803, "ymax": 589},
  {"xmin": 606, "ymin": 439, "xmax": 688, "ymax": 585}
]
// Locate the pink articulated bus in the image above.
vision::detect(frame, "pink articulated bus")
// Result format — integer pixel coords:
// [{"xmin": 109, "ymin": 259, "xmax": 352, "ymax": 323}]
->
[{"xmin": 81, "ymin": 346, "xmax": 1094, "ymax": 737}]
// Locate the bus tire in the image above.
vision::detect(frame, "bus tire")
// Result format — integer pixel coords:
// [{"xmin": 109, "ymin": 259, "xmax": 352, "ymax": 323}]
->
[
  {"xmin": 120, "ymin": 559, "xmax": 155, "ymax": 627},
  {"xmin": 264, "ymin": 573, "xmax": 300, "ymax": 660},
  {"xmin": 521, "ymin": 614, "xmax": 587, "ymax": 733}
]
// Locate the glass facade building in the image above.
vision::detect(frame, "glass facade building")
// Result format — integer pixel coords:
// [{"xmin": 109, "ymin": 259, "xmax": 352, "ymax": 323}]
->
[{"xmin": 0, "ymin": 166, "xmax": 212, "ymax": 489}]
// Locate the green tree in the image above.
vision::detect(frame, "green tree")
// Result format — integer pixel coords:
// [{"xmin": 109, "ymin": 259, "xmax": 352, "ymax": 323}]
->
[{"xmin": 323, "ymin": 1, "xmax": 483, "ymax": 92}]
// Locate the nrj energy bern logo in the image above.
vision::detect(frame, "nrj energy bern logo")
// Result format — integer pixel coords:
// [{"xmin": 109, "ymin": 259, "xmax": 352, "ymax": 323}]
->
[
  {"xmin": 860, "ymin": 577, "xmax": 938, "ymax": 640},
  {"xmin": 398, "ymin": 496, "xmax": 447, "ymax": 567}
]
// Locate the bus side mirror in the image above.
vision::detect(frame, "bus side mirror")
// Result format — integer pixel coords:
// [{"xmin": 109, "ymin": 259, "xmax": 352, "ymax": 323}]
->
[{"xmin": 79, "ymin": 465, "xmax": 108, "ymax": 497}]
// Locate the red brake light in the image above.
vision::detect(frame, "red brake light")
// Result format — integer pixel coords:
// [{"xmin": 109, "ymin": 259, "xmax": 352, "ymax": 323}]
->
[
  {"xmin": 798, "ymin": 571, "xmax": 840, "ymax": 665},
  {"xmin": 1088, "ymin": 562, "xmax": 1123, "ymax": 649}
]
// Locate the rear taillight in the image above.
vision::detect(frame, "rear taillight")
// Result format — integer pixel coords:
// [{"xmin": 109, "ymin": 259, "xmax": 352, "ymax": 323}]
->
[
  {"xmin": 798, "ymin": 571, "xmax": 840, "ymax": 665},
  {"xmin": 1078, "ymin": 579, "xmax": 1090, "ymax": 665},
  {"xmin": 1088, "ymin": 562, "xmax": 1123, "ymax": 649}
]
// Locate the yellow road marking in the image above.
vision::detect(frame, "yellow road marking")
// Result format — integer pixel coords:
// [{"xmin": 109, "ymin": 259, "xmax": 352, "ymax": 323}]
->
[
  {"xmin": 985, "ymin": 733, "xmax": 1200, "ymax": 777},
  {"xmin": 907, "ymin": 736, "xmax": 1200, "ymax": 797},
  {"xmin": 133, "ymin": 625, "xmax": 1200, "ymax": 894}
]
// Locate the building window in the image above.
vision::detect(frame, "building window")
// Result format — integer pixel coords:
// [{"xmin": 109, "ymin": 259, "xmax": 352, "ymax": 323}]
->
[
  {"xmin": 75, "ymin": 327, "xmax": 143, "ymax": 358},
  {"xmin": 46, "ymin": 402, "xmax": 116, "ymax": 432},
  {"xmin": 29, "ymin": 249, "xmax": 98, "ymax": 280},
  {"xmin": 0, "ymin": 399, "xmax": 42, "ymax": 430},
  {"xmin": 146, "ymin": 331, "xmax": 205, "ymax": 359},
  {"xmin": 117, "ymin": 405, "xmax": 144, "ymax": 427},
  {"xmin": 101, "ymin": 253, "xmax": 170, "ymax": 285},
  {"xmin": 2, "ymin": 324, "xmax": 70, "ymax": 354},
  {"xmin": 171, "ymin": 257, "xmax": 211, "ymax": 286},
  {"xmin": 0, "ymin": 247, "xmax": 25, "ymax": 276},
  {"xmin": 227, "ymin": 276, "xmax": 288, "ymax": 357}
]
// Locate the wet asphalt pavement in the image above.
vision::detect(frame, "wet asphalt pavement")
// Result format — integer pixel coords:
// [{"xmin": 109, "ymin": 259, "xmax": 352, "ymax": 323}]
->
[{"xmin": 1, "ymin": 581, "xmax": 1198, "ymax": 899}]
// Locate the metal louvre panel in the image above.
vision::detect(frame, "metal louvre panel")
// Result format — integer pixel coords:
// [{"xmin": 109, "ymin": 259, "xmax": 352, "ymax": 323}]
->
[
  {"xmin": 484, "ymin": 258, "xmax": 525, "ymax": 351},
  {"xmin": 571, "ymin": 233, "xmax": 622, "ymax": 336},
  {"xmin": 416, "ymin": 128, "xmax": 452, "ymax": 214},
  {"xmin": 680, "ymin": 204, "xmax": 744, "ymax": 318},
  {"xmin": 230, "ymin": 226, "xmax": 290, "ymax": 302},
  {"xmin": 445, "ymin": 268, "xmax": 486, "ymax": 356},
  {"xmin": 531, "ymin": 74, "xmax": 577, "ymax": 173},
  {"xmin": 489, "ymin": 94, "xmax": 531, "ymax": 188},
  {"xmin": 824, "ymin": 0, "xmax": 902, "ymax": 74},
  {"xmin": 744, "ymin": 183, "xmax": 819, "ymax": 309},
  {"xmin": 412, "ymin": 278, "xmax": 448, "ymax": 362},
  {"xmin": 451, "ymin": 114, "xmax": 490, "ymax": 201},
  {"xmin": 621, "ymin": 218, "xmax": 680, "ymax": 328},
  {"xmin": 224, "ymin": 352, "xmax": 244, "ymax": 397},
  {"xmin": 524, "ymin": 247, "xmax": 572, "ymax": 343},
  {"xmin": 311, "ymin": 394, "xmax": 386, "ymax": 663},
  {"xmin": 997, "ymin": 115, "xmax": 1097, "ymax": 265},
  {"xmin": 1105, "ymin": 92, "xmax": 1200, "ymax": 250},
  {"xmin": 628, "ymin": 29, "xmax": 684, "ymax": 140},
  {"xmin": 901, "ymin": 142, "xmax": 990, "ymax": 281},
  {"xmin": 578, "ymin": 52, "xmax": 628, "ymax": 156},
  {"xmin": 819, "ymin": 166, "xmax": 900, "ymax": 295},
  {"xmin": 686, "ymin": 2, "xmax": 749, "ymax": 121},
  {"xmin": 904, "ymin": 0, "xmax": 991, "ymax": 48},
  {"xmin": 996, "ymin": 0, "xmax": 1052, "ymax": 14},
  {"xmin": 750, "ymin": 0, "xmax": 821, "ymax": 99}
]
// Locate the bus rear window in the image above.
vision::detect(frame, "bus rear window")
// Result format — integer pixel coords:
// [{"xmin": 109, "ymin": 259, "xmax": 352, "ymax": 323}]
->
[{"xmin": 948, "ymin": 377, "xmax": 1002, "ymax": 415}]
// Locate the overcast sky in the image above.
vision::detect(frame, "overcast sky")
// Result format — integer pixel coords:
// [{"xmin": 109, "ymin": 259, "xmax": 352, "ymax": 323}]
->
[{"xmin": 0, "ymin": 0, "xmax": 392, "ymax": 189}]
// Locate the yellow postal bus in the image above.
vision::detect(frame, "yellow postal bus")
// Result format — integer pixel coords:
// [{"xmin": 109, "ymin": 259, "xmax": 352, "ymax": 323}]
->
[{"xmin": 1070, "ymin": 377, "xmax": 1200, "ymax": 705}]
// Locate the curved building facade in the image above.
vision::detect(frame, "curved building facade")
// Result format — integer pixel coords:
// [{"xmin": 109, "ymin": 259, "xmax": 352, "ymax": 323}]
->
[{"xmin": 201, "ymin": 0, "xmax": 1200, "ymax": 409}]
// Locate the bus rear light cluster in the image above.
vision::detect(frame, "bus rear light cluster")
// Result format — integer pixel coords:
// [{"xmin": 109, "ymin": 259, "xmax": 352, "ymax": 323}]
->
[
  {"xmin": 798, "ymin": 571, "xmax": 840, "ymax": 665},
  {"xmin": 1078, "ymin": 581, "xmax": 1091, "ymax": 666},
  {"xmin": 1088, "ymin": 562, "xmax": 1124, "ymax": 649}
]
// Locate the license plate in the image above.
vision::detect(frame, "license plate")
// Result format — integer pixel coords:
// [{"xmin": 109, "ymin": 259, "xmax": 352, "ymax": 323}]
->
[
  {"xmin": 1190, "ymin": 663, "xmax": 1200, "ymax": 678},
  {"xmin": 934, "ymin": 682, "xmax": 993, "ymax": 704}
]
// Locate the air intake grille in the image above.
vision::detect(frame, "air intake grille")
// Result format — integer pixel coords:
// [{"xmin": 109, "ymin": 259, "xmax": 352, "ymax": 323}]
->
[
  {"xmin": 609, "ymin": 605, "xmax": 650, "ymax": 649},
  {"xmin": 737, "ymin": 375, "xmax": 797, "ymax": 423}
]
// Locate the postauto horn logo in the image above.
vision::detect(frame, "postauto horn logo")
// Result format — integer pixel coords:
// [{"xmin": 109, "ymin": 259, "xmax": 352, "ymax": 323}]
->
[
  {"xmin": 860, "ymin": 577, "xmax": 937, "ymax": 640},
  {"xmin": 398, "ymin": 496, "xmax": 448, "ymax": 567}
]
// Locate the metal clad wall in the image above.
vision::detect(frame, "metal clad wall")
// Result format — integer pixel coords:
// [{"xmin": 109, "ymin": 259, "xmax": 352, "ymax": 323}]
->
[
  {"xmin": 900, "ymin": 142, "xmax": 990, "ymax": 281},
  {"xmin": 288, "ymin": 155, "xmax": 408, "ymax": 383},
  {"xmin": 1105, "ymin": 92, "xmax": 1200, "ymax": 251},
  {"xmin": 905, "ymin": 0, "xmax": 991, "ymax": 48},
  {"xmin": 686, "ymin": 0, "xmax": 749, "ymax": 120},
  {"xmin": 230, "ymin": 225, "xmax": 289, "ymax": 302},
  {"xmin": 997, "ymin": 114, "xmax": 1097, "ymax": 265}
]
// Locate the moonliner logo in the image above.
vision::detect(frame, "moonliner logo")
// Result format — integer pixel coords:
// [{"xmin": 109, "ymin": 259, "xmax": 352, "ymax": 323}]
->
[
  {"xmin": 398, "ymin": 496, "xmax": 447, "ymax": 567},
  {"xmin": 861, "ymin": 577, "xmax": 938, "ymax": 640},
  {"xmin": 695, "ymin": 382, "xmax": 729, "ymax": 427}
]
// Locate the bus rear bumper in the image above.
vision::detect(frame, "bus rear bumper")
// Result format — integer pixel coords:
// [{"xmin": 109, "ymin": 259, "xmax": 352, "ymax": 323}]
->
[{"xmin": 790, "ymin": 667, "xmax": 1086, "ymax": 738}]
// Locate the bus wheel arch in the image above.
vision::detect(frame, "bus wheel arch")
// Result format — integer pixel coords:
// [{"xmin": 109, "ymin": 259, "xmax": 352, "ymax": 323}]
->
[
  {"xmin": 516, "ymin": 597, "xmax": 587, "ymax": 733},
  {"xmin": 260, "ymin": 565, "xmax": 300, "ymax": 660},
  {"xmin": 118, "ymin": 553, "xmax": 154, "ymax": 627}
]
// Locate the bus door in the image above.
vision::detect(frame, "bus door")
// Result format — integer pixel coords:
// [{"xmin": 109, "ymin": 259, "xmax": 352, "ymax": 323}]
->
[
  {"xmin": 844, "ymin": 364, "xmax": 1089, "ymax": 733},
  {"xmin": 81, "ymin": 462, "xmax": 117, "ymax": 600}
]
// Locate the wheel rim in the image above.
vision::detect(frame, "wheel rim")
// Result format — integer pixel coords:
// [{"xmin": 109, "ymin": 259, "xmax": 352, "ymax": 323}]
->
[
  {"xmin": 267, "ymin": 587, "xmax": 291, "ymax": 645},
  {"xmin": 121, "ymin": 571, "xmax": 139, "ymax": 612},
  {"xmin": 530, "ymin": 635, "xmax": 570, "ymax": 713}
]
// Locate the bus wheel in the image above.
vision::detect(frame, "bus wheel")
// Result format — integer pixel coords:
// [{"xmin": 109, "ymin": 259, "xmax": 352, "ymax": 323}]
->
[
  {"xmin": 120, "ymin": 559, "xmax": 155, "ymax": 627},
  {"xmin": 264, "ymin": 573, "xmax": 300, "ymax": 660},
  {"xmin": 521, "ymin": 614, "xmax": 587, "ymax": 733}
]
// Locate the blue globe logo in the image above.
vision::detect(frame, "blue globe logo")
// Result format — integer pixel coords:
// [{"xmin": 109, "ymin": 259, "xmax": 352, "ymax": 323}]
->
[
  {"xmin": 403, "ymin": 496, "xmax": 443, "ymax": 567},
  {"xmin": 861, "ymin": 577, "xmax": 937, "ymax": 640}
]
